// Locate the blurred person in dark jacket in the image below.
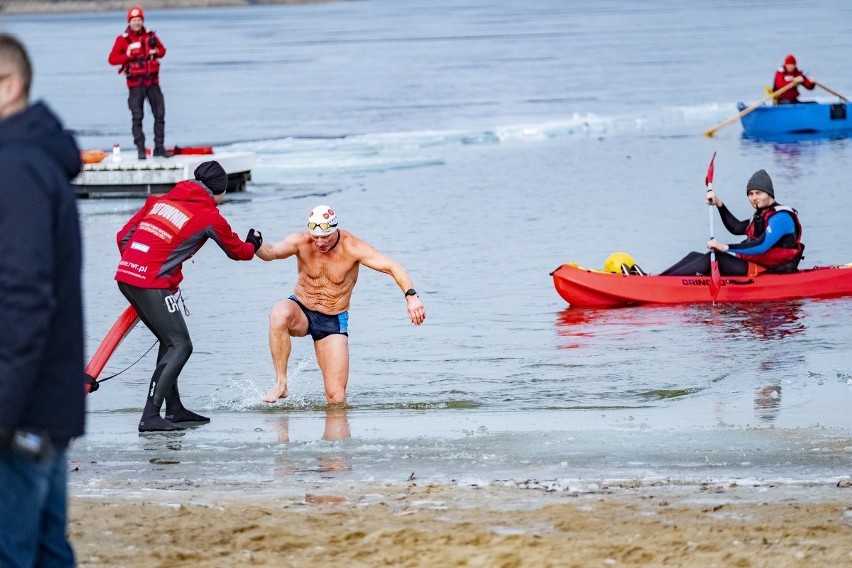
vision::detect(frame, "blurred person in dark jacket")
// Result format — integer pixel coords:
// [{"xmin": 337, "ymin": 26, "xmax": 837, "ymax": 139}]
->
[{"xmin": 0, "ymin": 33, "xmax": 86, "ymax": 568}]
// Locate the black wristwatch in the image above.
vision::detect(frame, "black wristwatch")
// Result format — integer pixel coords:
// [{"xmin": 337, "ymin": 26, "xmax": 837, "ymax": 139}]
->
[{"xmin": 404, "ymin": 288, "xmax": 417, "ymax": 297}]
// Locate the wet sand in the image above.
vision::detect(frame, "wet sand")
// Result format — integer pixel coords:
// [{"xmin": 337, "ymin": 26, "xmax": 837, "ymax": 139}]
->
[
  {"xmin": 0, "ymin": 0, "xmax": 333, "ymax": 16},
  {"xmin": 69, "ymin": 481, "xmax": 852, "ymax": 567}
]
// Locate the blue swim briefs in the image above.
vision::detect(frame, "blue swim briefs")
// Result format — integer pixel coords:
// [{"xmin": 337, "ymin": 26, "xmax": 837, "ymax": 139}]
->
[{"xmin": 288, "ymin": 295, "xmax": 349, "ymax": 341}]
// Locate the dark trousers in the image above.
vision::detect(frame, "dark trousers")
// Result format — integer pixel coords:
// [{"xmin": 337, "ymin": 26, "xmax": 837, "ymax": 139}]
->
[
  {"xmin": 0, "ymin": 447, "xmax": 75, "ymax": 568},
  {"xmin": 660, "ymin": 251, "xmax": 749, "ymax": 276},
  {"xmin": 117, "ymin": 282, "xmax": 191, "ymax": 409},
  {"xmin": 128, "ymin": 82, "xmax": 166, "ymax": 151}
]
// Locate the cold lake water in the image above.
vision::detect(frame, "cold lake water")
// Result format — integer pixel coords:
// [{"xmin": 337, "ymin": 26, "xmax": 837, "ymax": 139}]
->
[{"xmin": 3, "ymin": 0, "xmax": 851, "ymax": 492}]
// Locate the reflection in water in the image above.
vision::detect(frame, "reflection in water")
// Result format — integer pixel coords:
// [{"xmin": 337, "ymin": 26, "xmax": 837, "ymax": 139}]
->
[
  {"xmin": 271, "ymin": 407, "xmax": 352, "ymax": 475},
  {"xmin": 556, "ymin": 301, "xmax": 807, "ymax": 346},
  {"xmin": 741, "ymin": 134, "xmax": 847, "ymax": 180},
  {"xmin": 554, "ymin": 306, "xmax": 682, "ymax": 350},
  {"xmin": 321, "ymin": 407, "xmax": 352, "ymax": 441},
  {"xmin": 720, "ymin": 301, "xmax": 806, "ymax": 341},
  {"xmin": 754, "ymin": 385, "xmax": 782, "ymax": 423},
  {"xmin": 554, "ymin": 302, "xmax": 809, "ymax": 424},
  {"xmin": 719, "ymin": 303, "xmax": 804, "ymax": 423},
  {"xmin": 554, "ymin": 308, "xmax": 604, "ymax": 349}
]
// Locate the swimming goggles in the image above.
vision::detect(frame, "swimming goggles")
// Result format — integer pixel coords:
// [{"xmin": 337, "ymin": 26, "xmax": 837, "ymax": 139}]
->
[{"xmin": 308, "ymin": 221, "xmax": 338, "ymax": 231}]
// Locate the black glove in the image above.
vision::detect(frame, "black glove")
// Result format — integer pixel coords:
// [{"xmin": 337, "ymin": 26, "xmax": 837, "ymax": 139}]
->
[
  {"xmin": 148, "ymin": 34, "xmax": 157, "ymax": 48},
  {"xmin": 245, "ymin": 228, "xmax": 263, "ymax": 252}
]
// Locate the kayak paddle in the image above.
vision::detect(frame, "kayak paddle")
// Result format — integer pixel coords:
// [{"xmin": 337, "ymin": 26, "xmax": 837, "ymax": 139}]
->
[{"xmin": 705, "ymin": 151, "xmax": 721, "ymax": 301}]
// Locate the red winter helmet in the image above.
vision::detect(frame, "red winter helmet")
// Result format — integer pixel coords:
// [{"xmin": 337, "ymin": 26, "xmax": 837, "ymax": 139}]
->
[
  {"xmin": 784, "ymin": 54, "xmax": 797, "ymax": 66},
  {"xmin": 127, "ymin": 6, "xmax": 144, "ymax": 21}
]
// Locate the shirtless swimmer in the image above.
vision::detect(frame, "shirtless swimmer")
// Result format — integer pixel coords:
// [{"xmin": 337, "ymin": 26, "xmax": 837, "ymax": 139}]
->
[{"xmin": 256, "ymin": 205, "xmax": 426, "ymax": 404}]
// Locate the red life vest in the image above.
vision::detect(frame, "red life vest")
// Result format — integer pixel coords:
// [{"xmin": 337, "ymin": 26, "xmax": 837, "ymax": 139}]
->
[
  {"xmin": 109, "ymin": 26, "xmax": 165, "ymax": 87},
  {"xmin": 737, "ymin": 205, "xmax": 803, "ymax": 268},
  {"xmin": 773, "ymin": 67, "xmax": 815, "ymax": 103}
]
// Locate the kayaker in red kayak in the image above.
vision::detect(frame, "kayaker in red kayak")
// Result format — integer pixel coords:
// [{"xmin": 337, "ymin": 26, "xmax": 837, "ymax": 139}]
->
[
  {"xmin": 661, "ymin": 169, "xmax": 804, "ymax": 276},
  {"xmin": 772, "ymin": 54, "xmax": 815, "ymax": 104}
]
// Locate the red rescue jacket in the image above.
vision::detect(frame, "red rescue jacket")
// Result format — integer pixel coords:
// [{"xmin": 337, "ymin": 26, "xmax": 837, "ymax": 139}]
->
[
  {"xmin": 115, "ymin": 180, "xmax": 255, "ymax": 291},
  {"xmin": 773, "ymin": 67, "xmax": 815, "ymax": 103},
  {"xmin": 109, "ymin": 26, "xmax": 166, "ymax": 87}
]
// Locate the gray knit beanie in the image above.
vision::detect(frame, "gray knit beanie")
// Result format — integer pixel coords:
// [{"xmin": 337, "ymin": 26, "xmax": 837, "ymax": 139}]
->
[{"xmin": 746, "ymin": 169, "xmax": 774, "ymax": 198}]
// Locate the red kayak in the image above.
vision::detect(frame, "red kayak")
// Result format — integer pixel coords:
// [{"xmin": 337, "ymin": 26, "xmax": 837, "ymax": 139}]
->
[{"xmin": 551, "ymin": 262, "xmax": 852, "ymax": 308}]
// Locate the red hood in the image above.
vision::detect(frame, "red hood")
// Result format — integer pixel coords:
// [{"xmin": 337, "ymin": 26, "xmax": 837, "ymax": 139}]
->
[{"xmin": 164, "ymin": 179, "xmax": 218, "ymax": 205}]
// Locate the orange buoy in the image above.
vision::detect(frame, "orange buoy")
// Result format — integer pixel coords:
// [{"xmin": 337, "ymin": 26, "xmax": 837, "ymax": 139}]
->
[{"xmin": 81, "ymin": 150, "xmax": 109, "ymax": 164}]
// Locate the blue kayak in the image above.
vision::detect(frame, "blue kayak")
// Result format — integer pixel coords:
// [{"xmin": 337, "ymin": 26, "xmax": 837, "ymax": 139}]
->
[{"xmin": 738, "ymin": 101, "xmax": 852, "ymax": 137}]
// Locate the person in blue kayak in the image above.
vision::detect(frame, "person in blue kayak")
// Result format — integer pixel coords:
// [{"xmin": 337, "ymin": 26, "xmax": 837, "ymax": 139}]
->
[
  {"xmin": 773, "ymin": 54, "xmax": 815, "ymax": 104},
  {"xmin": 661, "ymin": 169, "xmax": 804, "ymax": 276}
]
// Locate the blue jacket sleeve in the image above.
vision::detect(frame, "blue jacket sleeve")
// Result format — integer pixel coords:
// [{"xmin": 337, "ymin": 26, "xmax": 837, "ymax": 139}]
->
[{"xmin": 727, "ymin": 211, "xmax": 796, "ymax": 256}]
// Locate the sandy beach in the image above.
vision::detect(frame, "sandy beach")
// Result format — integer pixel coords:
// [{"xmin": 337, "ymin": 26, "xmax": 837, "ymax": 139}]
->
[
  {"xmin": 0, "ymin": 0, "xmax": 333, "ymax": 16},
  {"xmin": 69, "ymin": 481, "xmax": 852, "ymax": 567}
]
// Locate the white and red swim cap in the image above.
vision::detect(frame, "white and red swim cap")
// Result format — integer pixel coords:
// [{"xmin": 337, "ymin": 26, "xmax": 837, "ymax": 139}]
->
[{"xmin": 307, "ymin": 205, "xmax": 338, "ymax": 236}]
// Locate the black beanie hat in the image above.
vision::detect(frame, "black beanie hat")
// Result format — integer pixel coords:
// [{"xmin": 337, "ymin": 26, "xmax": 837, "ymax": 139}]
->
[
  {"xmin": 194, "ymin": 160, "xmax": 228, "ymax": 195},
  {"xmin": 746, "ymin": 169, "xmax": 774, "ymax": 198}
]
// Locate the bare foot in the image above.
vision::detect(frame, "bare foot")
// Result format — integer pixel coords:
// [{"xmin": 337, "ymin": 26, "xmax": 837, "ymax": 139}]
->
[{"xmin": 262, "ymin": 383, "xmax": 289, "ymax": 403}]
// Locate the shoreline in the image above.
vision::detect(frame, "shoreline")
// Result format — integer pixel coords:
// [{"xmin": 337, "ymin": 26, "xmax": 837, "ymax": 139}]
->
[
  {"xmin": 0, "ymin": 0, "xmax": 336, "ymax": 16},
  {"xmin": 69, "ymin": 480, "xmax": 852, "ymax": 567}
]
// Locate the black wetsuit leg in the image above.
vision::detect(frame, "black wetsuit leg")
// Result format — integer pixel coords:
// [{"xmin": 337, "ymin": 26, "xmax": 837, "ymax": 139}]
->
[
  {"xmin": 660, "ymin": 252, "xmax": 749, "ymax": 276},
  {"xmin": 118, "ymin": 282, "xmax": 192, "ymax": 431},
  {"xmin": 150, "ymin": 343, "xmax": 209, "ymax": 423},
  {"xmin": 717, "ymin": 254, "xmax": 750, "ymax": 276}
]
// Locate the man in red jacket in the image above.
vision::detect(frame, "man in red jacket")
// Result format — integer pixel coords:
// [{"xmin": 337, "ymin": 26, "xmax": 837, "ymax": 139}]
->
[
  {"xmin": 116, "ymin": 161, "xmax": 263, "ymax": 431},
  {"xmin": 108, "ymin": 6, "xmax": 171, "ymax": 159},
  {"xmin": 773, "ymin": 54, "xmax": 815, "ymax": 104}
]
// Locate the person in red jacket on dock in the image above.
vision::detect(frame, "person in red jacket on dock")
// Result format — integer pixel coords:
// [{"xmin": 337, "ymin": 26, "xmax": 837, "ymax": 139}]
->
[
  {"xmin": 772, "ymin": 54, "xmax": 815, "ymax": 104},
  {"xmin": 115, "ymin": 161, "xmax": 263, "ymax": 431},
  {"xmin": 109, "ymin": 6, "xmax": 172, "ymax": 160}
]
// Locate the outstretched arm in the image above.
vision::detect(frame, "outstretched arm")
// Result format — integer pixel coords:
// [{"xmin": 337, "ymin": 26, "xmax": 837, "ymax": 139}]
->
[
  {"xmin": 355, "ymin": 241, "xmax": 426, "ymax": 325},
  {"xmin": 256, "ymin": 232, "xmax": 300, "ymax": 261}
]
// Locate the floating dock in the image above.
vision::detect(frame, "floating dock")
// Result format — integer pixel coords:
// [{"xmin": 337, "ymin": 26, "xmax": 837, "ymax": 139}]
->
[{"xmin": 73, "ymin": 150, "xmax": 256, "ymax": 198}]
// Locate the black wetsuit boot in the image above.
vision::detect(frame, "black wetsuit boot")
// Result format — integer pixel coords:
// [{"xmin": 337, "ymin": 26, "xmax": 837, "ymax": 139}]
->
[
  {"xmin": 165, "ymin": 382, "xmax": 209, "ymax": 423},
  {"xmin": 139, "ymin": 368, "xmax": 184, "ymax": 432}
]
